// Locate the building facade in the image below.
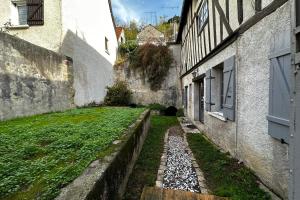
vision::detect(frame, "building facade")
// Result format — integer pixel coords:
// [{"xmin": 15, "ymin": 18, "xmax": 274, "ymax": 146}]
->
[
  {"xmin": 116, "ymin": 27, "xmax": 126, "ymax": 45},
  {"xmin": 0, "ymin": 0, "xmax": 118, "ymax": 106},
  {"xmin": 137, "ymin": 25, "xmax": 166, "ymax": 46},
  {"xmin": 177, "ymin": 0, "xmax": 290, "ymax": 199}
]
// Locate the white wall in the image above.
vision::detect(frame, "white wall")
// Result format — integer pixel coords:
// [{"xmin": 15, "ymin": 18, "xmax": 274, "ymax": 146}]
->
[
  {"xmin": 0, "ymin": 0, "xmax": 62, "ymax": 52},
  {"xmin": 181, "ymin": 2, "xmax": 290, "ymax": 198},
  {"xmin": 61, "ymin": 0, "xmax": 118, "ymax": 106}
]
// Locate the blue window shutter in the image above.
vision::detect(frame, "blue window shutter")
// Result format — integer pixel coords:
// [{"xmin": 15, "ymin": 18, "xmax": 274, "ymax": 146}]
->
[
  {"xmin": 267, "ymin": 50, "xmax": 291, "ymax": 143},
  {"xmin": 223, "ymin": 56, "xmax": 236, "ymax": 121},
  {"xmin": 205, "ymin": 69, "xmax": 212, "ymax": 111}
]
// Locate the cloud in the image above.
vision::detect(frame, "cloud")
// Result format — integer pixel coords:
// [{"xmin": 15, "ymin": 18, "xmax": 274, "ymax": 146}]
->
[{"xmin": 112, "ymin": 0, "xmax": 141, "ymax": 24}]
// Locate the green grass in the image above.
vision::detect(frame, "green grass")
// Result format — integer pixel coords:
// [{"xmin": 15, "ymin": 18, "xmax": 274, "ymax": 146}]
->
[
  {"xmin": 187, "ymin": 133, "xmax": 271, "ymax": 200},
  {"xmin": 123, "ymin": 116, "xmax": 178, "ymax": 200},
  {"xmin": 0, "ymin": 107, "xmax": 145, "ymax": 200}
]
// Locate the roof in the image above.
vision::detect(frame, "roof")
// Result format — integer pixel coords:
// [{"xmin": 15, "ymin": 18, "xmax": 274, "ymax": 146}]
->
[
  {"xmin": 176, "ymin": 0, "xmax": 191, "ymax": 43},
  {"xmin": 115, "ymin": 27, "xmax": 124, "ymax": 39},
  {"xmin": 137, "ymin": 25, "xmax": 165, "ymax": 44},
  {"xmin": 108, "ymin": 0, "xmax": 117, "ymax": 39}
]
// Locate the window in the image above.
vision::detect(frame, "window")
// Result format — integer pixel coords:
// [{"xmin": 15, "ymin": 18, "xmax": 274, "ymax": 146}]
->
[
  {"xmin": 11, "ymin": 1, "xmax": 28, "ymax": 26},
  {"xmin": 206, "ymin": 56, "xmax": 236, "ymax": 121},
  {"xmin": 184, "ymin": 86, "xmax": 188, "ymax": 110},
  {"xmin": 18, "ymin": 5, "xmax": 27, "ymax": 25},
  {"xmin": 197, "ymin": 0, "xmax": 208, "ymax": 33},
  {"xmin": 212, "ymin": 64, "xmax": 224, "ymax": 112},
  {"xmin": 105, "ymin": 37, "xmax": 109, "ymax": 53}
]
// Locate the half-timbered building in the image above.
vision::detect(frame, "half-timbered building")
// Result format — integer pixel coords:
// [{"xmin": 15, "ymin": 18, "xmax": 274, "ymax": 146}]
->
[{"xmin": 177, "ymin": 0, "xmax": 290, "ymax": 198}]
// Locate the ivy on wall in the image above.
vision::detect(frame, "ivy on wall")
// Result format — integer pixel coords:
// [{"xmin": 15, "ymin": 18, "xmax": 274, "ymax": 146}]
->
[{"xmin": 129, "ymin": 44, "xmax": 173, "ymax": 91}]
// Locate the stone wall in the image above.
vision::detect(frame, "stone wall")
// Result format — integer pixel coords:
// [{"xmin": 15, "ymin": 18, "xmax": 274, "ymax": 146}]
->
[
  {"xmin": 0, "ymin": 32, "xmax": 74, "ymax": 121},
  {"xmin": 114, "ymin": 44, "xmax": 182, "ymax": 107},
  {"xmin": 56, "ymin": 110, "xmax": 151, "ymax": 200}
]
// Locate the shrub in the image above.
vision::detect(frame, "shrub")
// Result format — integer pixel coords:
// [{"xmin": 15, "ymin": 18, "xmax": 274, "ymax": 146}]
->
[
  {"xmin": 129, "ymin": 44, "xmax": 173, "ymax": 91},
  {"xmin": 119, "ymin": 40, "xmax": 138, "ymax": 57},
  {"xmin": 176, "ymin": 108, "xmax": 184, "ymax": 117},
  {"xmin": 148, "ymin": 104, "xmax": 166, "ymax": 112},
  {"xmin": 104, "ymin": 81, "xmax": 132, "ymax": 106}
]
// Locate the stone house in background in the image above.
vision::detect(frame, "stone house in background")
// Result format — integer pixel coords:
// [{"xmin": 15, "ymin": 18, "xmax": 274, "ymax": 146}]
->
[
  {"xmin": 177, "ymin": 0, "xmax": 290, "ymax": 199},
  {"xmin": 137, "ymin": 25, "xmax": 165, "ymax": 46},
  {"xmin": 0, "ymin": 0, "xmax": 118, "ymax": 106},
  {"xmin": 116, "ymin": 27, "xmax": 126, "ymax": 45}
]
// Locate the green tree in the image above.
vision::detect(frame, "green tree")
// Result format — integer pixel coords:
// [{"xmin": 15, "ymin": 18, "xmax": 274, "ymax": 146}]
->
[{"xmin": 124, "ymin": 20, "xmax": 139, "ymax": 41}]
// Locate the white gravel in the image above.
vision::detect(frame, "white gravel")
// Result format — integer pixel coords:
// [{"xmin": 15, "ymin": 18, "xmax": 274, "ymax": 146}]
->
[{"xmin": 163, "ymin": 135, "xmax": 200, "ymax": 193}]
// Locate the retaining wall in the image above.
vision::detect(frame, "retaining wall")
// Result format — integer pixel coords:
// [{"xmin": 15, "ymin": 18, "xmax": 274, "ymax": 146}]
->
[
  {"xmin": 114, "ymin": 44, "xmax": 182, "ymax": 108},
  {"xmin": 0, "ymin": 32, "xmax": 74, "ymax": 121},
  {"xmin": 56, "ymin": 109, "xmax": 151, "ymax": 200}
]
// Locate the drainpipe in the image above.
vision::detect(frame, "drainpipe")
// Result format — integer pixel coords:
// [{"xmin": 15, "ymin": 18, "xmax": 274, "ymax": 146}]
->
[{"xmin": 235, "ymin": 38, "xmax": 240, "ymax": 158}]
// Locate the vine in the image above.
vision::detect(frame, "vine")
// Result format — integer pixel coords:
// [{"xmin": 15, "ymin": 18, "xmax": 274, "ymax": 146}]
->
[{"xmin": 129, "ymin": 43, "xmax": 173, "ymax": 91}]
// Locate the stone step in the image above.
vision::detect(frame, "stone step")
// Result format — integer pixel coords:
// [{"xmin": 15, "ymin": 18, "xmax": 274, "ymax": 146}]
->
[{"xmin": 140, "ymin": 187, "xmax": 228, "ymax": 200}]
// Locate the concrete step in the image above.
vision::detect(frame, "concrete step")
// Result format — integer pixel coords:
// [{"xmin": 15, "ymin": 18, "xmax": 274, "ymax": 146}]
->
[{"xmin": 140, "ymin": 187, "xmax": 228, "ymax": 200}]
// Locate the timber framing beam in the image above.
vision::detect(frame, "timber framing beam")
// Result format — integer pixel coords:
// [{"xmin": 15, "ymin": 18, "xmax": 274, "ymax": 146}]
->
[{"xmin": 180, "ymin": 0, "xmax": 289, "ymax": 78}]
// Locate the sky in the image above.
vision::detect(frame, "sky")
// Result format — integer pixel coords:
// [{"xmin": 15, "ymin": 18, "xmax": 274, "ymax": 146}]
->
[{"xmin": 111, "ymin": 0, "xmax": 183, "ymax": 25}]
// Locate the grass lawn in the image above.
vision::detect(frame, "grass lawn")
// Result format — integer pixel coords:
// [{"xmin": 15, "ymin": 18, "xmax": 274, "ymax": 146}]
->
[
  {"xmin": 187, "ymin": 133, "xmax": 271, "ymax": 200},
  {"xmin": 123, "ymin": 115, "xmax": 178, "ymax": 200},
  {"xmin": 0, "ymin": 107, "xmax": 145, "ymax": 200}
]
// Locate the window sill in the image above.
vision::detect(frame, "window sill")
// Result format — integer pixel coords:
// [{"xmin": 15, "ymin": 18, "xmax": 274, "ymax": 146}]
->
[
  {"xmin": 208, "ymin": 112, "xmax": 227, "ymax": 122},
  {"xmin": 7, "ymin": 25, "xmax": 29, "ymax": 30}
]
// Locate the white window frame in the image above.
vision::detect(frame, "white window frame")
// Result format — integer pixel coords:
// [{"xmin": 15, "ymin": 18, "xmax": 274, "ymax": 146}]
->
[{"xmin": 10, "ymin": 0, "xmax": 28, "ymax": 27}]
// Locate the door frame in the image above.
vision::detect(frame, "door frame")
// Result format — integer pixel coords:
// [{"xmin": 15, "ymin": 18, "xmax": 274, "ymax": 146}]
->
[{"xmin": 193, "ymin": 74, "xmax": 205, "ymax": 123}]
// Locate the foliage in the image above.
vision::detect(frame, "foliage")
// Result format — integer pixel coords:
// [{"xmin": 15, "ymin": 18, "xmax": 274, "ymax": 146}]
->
[
  {"xmin": 129, "ymin": 44, "xmax": 173, "ymax": 91},
  {"xmin": 147, "ymin": 104, "xmax": 166, "ymax": 112},
  {"xmin": 118, "ymin": 40, "xmax": 138, "ymax": 57},
  {"xmin": 0, "ymin": 107, "xmax": 145, "ymax": 200},
  {"xmin": 124, "ymin": 20, "xmax": 139, "ymax": 41},
  {"xmin": 156, "ymin": 15, "xmax": 180, "ymax": 42},
  {"xmin": 156, "ymin": 22, "xmax": 173, "ymax": 42},
  {"xmin": 115, "ymin": 56, "xmax": 127, "ymax": 66},
  {"xmin": 167, "ymin": 16, "xmax": 180, "ymax": 24},
  {"xmin": 124, "ymin": 116, "xmax": 178, "ymax": 200},
  {"xmin": 187, "ymin": 134, "xmax": 271, "ymax": 200},
  {"xmin": 104, "ymin": 81, "xmax": 132, "ymax": 106},
  {"xmin": 176, "ymin": 108, "xmax": 184, "ymax": 117}
]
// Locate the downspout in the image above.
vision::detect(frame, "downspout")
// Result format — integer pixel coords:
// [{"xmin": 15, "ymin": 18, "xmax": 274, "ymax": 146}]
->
[{"xmin": 235, "ymin": 37, "xmax": 240, "ymax": 157}]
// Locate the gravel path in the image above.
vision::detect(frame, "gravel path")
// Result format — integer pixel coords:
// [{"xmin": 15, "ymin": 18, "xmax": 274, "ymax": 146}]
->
[{"xmin": 163, "ymin": 128, "xmax": 200, "ymax": 193}]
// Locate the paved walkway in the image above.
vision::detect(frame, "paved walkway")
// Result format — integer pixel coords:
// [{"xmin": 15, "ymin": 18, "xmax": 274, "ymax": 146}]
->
[
  {"xmin": 163, "ymin": 127, "xmax": 200, "ymax": 193},
  {"xmin": 156, "ymin": 122, "xmax": 209, "ymax": 195}
]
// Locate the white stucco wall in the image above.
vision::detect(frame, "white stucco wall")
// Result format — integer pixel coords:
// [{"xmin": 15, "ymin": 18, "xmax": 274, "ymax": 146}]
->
[
  {"xmin": 0, "ymin": 0, "xmax": 118, "ymax": 106},
  {"xmin": 0, "ymin": 0, "xmax": 62, "ymax": 52},
  {"xmin": 181, "ymin": 2, "xmax": 290, "ymax": 199},
  {"xmin": 60, "ymin": 0, "xmax": 118, "ymax": 106}
]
